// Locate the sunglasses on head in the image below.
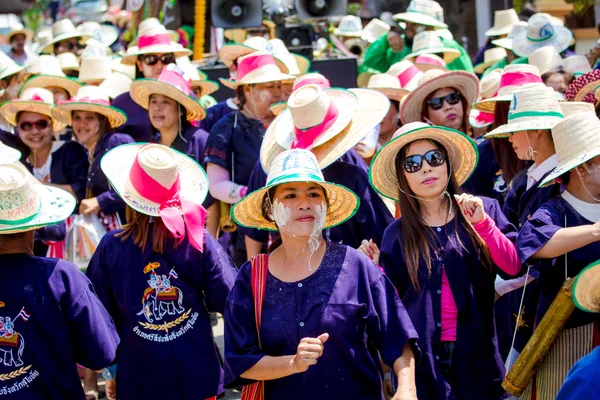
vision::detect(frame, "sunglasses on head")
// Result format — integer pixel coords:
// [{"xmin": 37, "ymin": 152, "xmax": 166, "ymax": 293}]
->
[
  {"xmin": 426, "ymin": 91, "xmax": 461, "ymax": 110},
  {"xmin": 141, "ymin": 53, "xmax": 176, "ymax": 66},
  {"xmin": 19, "ymin": 119, "xmax": 49, "ymax": 132},
  {"xmin": 403, "ymin": 149, "xmax": 446, "ymax": 173}
]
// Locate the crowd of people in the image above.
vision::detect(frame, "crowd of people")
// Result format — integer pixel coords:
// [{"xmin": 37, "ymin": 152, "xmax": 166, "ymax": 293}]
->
[{"xmin": 0, "ymin": 1, "xmax": 599, "ymax": 399}]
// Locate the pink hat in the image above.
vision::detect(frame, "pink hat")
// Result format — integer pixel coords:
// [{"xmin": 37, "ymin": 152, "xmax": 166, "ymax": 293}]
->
[
  {"xmin": 219, "ymin": 52, "xmax": 293, "ymax": 90},
  {"xmin": 387, "ymin": 60, "xmax": 424, "ymax": 91},
  {"xmin": 414, "ymin": 54, "xmax": 447, "ymax": 72}
]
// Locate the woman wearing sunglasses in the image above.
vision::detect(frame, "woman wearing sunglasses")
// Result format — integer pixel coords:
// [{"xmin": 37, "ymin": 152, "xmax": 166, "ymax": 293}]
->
[
  {"xmin": 112, "ymin": 27, "xmax": 192, "ymax": 142},
  {"xmin": 368, "ymin": 122, "xmax": 521, "ymax": 399}
]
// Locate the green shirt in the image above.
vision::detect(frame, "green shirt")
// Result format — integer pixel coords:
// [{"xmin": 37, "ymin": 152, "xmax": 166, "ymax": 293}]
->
[
  {"xmin": 359, "ymin": 33, "xmax": 412, "ymax": 74},
  {"xmin": 440, "ymin": 37, "xmax": 474, "ymax": 72}
]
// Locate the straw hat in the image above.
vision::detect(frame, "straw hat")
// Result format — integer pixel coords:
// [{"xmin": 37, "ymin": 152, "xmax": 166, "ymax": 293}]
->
[
  {"xmin": 176, "ymin": 62, "xmax": 219, "ymax": 97},
  {"xmin": 0, "ymin": 163, "xmax": 76, "ymax": 234},
  {"xmin": 528, "ymin": 46, "xmax": 563, "ymax": 75},
  {"xmin": 399, "ymin": 69, "xmax": 479, "ymax": 124},
  {"xmin": 540, "ymin": 111, "xmax": 600, "ymax": 187},
  {"xmin": 261, "ymin": 87, "xmax": 389, "ymax": 173},
  {"xmin": 562, "ymin": 55, "xmax": 592, "ymax": 76},
  {"xmin": 52, "ymin": 86, "xmax": 127, "ymax": 128},
  {"xmin": 41, "ymin": 19, "xmax": 89, "ymax": 54},
  {"xmin": 472, "ymin": 64, "xmax": 543, "ymax": 113},
  {"xmin": 269, "ymin": 73, "xmax": 331, "ymax": 117},
  {"xmin": 218, "ymin": 37, "xmax": 289, "ymax": 74},
  {"xmin": 369, "ymin": 122, "xmax": 478, "ymax": 201},
  {"xmin": 559, "ymin": 101, "xmax": 594, "ymax": 117},
  {"xmin": 219, "ymin": 52, "xmax": 293, "ymax": 90},
  {"xmin": 469, "ymin": 69, "xmax": 502, "ymax": 128},
  {"xmin": 121, "ymin": 31, "xmax": 191, "ymax": 65},
  {"xmin": 414, "ymin": 54, "xmax": 447, "ymax": 72},
  {"xmin": 99, "ymin": 72, "xmax": 133, "ymax": 99},
  {"xmin": 485, "ymin": 9, "xmax": 519, "ymax": 37},
  {"xmin": 473, "ymin": 47, "xmax": 508, "ymax": 74},
  {"xmin": 268, "ymin": 38, "xmax": 311, "ymax": 76},
  {"xmin": 357, "ymin": 60, "xmax": 423, "ymax": 90},
  {"xmin": 128, "ymin": 18, "xmax": 179, "ymax": 46},
  {"xmin": 76, "ymin": 21, "xmax": 119, "ymax": 47},
  {"xmin": 21, "ymin": 55, "xmax": 82, "ymax": 97},
  {"xmin": 231, "ymin": 149, "xmax": 359, "ymax": 231},
  {"xmin": 484, "ymin": 86, "xmax": 564, "ymax": 138},
  {"xmin": 0, "ymin": 88, "xmax": 65, "ymax": 132},
  {"xmin": 361, "ymin": 18, "xmax": 391, "ymax": 43},
  {"xmin": 573, "ymin": 259, "xmax": 600, "ymax": 313},
  {"xmin": 109, "ymin": 57, "xmax": 136, "ymax": 79},
  {"xmin": 566, "ymin": 69, "xmax": 600, "ymax": 104},
  {"xmin": 56, "ymin": 52, "xmax": 80, "ymax": 72},
  {"xmin": 7, "ymin": 23, "xmax": 34, "ymax": 43},
  {"xmin": 100, "ymin": 143, "xmax": 208, "ymax": 218},
  {"xmin": 393, "ymin": 0, "xmax": 448, "ymax": 29},
  {"xmin": 0, "ymin": 143, "xmax": 21, "ymax": 164},
  {"xmin": 512, "ymin": 13, "xmax": 573, "ymax": 57},
  {"xmin": 403, "ymin": 31, "xmax": 461, "ymax": 64},
  {"xmin": 130, "ymin": 63, "xmax": 206, "ymax": 121},
  {"xmin": 0, "ymin": 52, "xmax": 27, "ymax": 82},
  {"xmin": 367, "ymin": 73, "xmax": 409, "ymax": 101},
  {"xmin": 78, "ymin": 54, "xmax": 112, "ymax": 84},
  {"xmin": 491, "ymin": 21, "xmax": 528, "ymax": 50},
  {"xmin": 334, "ymin": 15, "xmax": 363, "ymax": 37}
]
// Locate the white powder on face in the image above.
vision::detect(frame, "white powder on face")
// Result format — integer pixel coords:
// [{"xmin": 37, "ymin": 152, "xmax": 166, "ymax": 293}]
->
[
  {"xmin": 311, "ymin": 203, "xmax": 326, "ymax": 239},
  {"xmin": 272, "ymin": 199, "xmax": 292, "ymax": 232}
]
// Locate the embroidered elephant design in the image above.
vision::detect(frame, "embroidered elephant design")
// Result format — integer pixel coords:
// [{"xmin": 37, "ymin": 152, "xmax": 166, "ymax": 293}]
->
[{"xmin": 137, "ymin": 276, "xmax": 185, "ymax": 323}]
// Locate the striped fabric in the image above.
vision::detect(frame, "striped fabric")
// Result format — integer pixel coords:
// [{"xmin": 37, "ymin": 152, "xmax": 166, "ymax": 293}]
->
[{"xmin": 240, "ymin": 254, "xmax": 269, "ymax": 400}]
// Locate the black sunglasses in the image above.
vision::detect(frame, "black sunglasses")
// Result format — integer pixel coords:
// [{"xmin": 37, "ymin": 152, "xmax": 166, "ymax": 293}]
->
[
  {"xmin": 19, "ymin": 119, "xmax": 49, "ymax": 132},
  {"xmin": 141, "ymin": 53, "xmax": 176, "ymax": 66},
  {"xmin": 427, "ymin": 91, "xmax": 461, "ymax": 110},
  {"xmin": 403, "ymin": 149, "xmax": 446, "ymax": 173},
  {"xmin": 57, "ymin": 41, "xmax": 79, "ymax": 51}
]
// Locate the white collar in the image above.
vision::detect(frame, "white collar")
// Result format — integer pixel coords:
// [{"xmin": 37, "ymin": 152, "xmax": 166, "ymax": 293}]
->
[
  {"xmin": 561, "ymin": 190, "xmax": 600, "ymax": 222},
  {"xmin": 527, "ymin": 154, "xmax": 558, "ymax": 189}
]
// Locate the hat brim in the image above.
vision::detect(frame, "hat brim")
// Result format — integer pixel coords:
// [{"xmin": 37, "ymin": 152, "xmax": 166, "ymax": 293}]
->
[
  {"xmin": 473, "ymin": 59, "xmax": 502, "ymax": 74},
  {"xmin": 491, "ymin": 37, "xmax": 513, "ymax": 50},
  {"xmin": 231, "ymin": 178, "xmax": 359, "ymax": 232},
  {"xmin": 539, "ymin": 142, "xmax": 600, "ymax": 187},
  {"xmin": 471, "ymin": 94, "xmax": 512, "ymax": 113},
  {"xmin": 400, "ymin": 71, "xmax": 479, "ymax": 124},
  {"xmin": 8, "ymin": 29, "xmax": 34, "ymax": 43},
  {"xmin": 100, "ymin": 143, "xmax": 209, "ymax": 217},
  {"xmin": 269, "ymin": 101, "xmax": 286, "ymax": 117},
  {"xmin": 121, "ymin": 45, "xmax": 192, "ymax": 65},
  {"xmin": 484, "ymin": 118, "xmax": 561, "ymax": 138},
  {"xmin": 130, "ymin": 79, "xmax": 206, "ymax": 121},
  {"xmin": 357, "ymin": 72, "xmax": 375, "ymax": 88},
  {"xmin": 0, "ymin": 64, "xmax": 26, "ymax": 81},
  {"xmin": 293, "ymin": 54, "xmax": 311, "ymax": 74},
  {"xmin": 392, "ymin": 12, "xmax": 448, "ymax": 28},
  {"xmin": 0, "ymin": 184, "xmax": 75, "ymax": 234},
  {"xmin": 261, "ymin": 89, "xmax": 390, "ymax": 173},
  {"xmin": 21, "ymin": 75, "xmax": 83, "ymax": 97},
  {"xmin": 0, "ymin": 144, "xmax": 21, "ymax": 163},
  {"xmin": 404, "ymin": 47, "xmax": 461, "ymax": 64},
  {"xmin": 0, "ymin": 101, "xmax": 65, "ymax": 132},
  {"xmin": 512, "ymin": 27, "xmax": 573, "ymax": 57},
  {"xmin": 52, "ymin": 102, "xmax": 127, "ymax": 129},
  {"xmin": 369, "ymin": 125, "xmax": 478, "ymax": 200},
  {"xmin": 41, "ymin": 33, "xmax": 89, "ymax": 54},
  {"xmin": 572, "ymin": 259, "xmax": 600, "ymax": 313},
  {"xmin": 191, "ymin": 79, "xmax": 219, "ymax": 97},
  {"xmin": 485, "ymin": 26, "xmax": 513, "ymax": 37},
  {"xmin": 372, "ymin": 87, "xmax": 409, "ymax": 102}
]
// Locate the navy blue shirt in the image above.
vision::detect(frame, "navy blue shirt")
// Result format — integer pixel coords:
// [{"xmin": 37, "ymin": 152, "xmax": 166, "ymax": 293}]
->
[
  {"xmin": 111, "ymin": 92, "xmax": 153, "ymax": 142},
  {"xmin": 225, "ymin": 244, "xmax": 420, "ymax": 399},
  {"xmin": 380, "ymin": 197, "xmax": 517, "ymax": 399},
  {"xmin": 200, "ymin": 99, "xmax": 237, "ymax": 134},
  {"xmin": 87, "ymin": 230, "xmax": 237, "ymax": 400},
  {"xmin": 0, "ymin": 254, "xmax": 119, "ymax": 399},
  {"xmin": 462, "ymin": 139, "xmax": 507, "ymax": 206}
]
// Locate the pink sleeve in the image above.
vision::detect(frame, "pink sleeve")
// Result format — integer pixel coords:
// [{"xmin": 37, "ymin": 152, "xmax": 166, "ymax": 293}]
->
[
  {"xmin": 474, "ymin": 215, "xmax": 521, "ymax": 276},
  {"xmin": 206, "ymin": 164, "xmax": 247, "ymax": 204}
]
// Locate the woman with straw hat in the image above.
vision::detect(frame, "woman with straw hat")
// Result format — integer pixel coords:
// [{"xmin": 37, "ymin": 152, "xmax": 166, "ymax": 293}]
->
[
  {"xmin": 226, "ymin": 148, "xmax": 419, "ymax": 399},
  {"xmin": 42, "ymin": 19, "xmax": 89, "ymax": 56},
  {"xmin": 0, "ymin": 161, "xmax": 119, "ymax": 399},
  {"xmin": 515, "ymin": 111, "xmax": 600, "ymax": 399},
  {"xmin": 87, "ymin": 142, "xmax": 237, "ymax": 400},
  {"xmin": 369, "ymin": 122, "xmax": 521, "ymax": 399}
]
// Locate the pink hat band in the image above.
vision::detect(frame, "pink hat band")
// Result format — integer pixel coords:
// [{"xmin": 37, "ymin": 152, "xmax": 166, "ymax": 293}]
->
[
  {"xmin": 58, "ymin": 96, "xmax": 110, "ymax": 106},
  {"xmin": 293, "ymin": 76, "xmax": 331, "ymax": 92},
  {"xmin": 138, "ymin": 33, "xmax": 171, "ymax": 49},
  {"xmin": 157, "ymin": 65, "xmax": 192, "ymax": 95},
  {"xmin": 396, "ymin": 64, "xmax": 421, "ymax": 88},
  {"xmin": 292, "ymin": 101, "xmax": 339, "ymax": 151},
  {"xmin": 237, "ymin": 53, "xmax": 277, "ymax": 81},
  {"xmin": 415, "ymin": 55, "xmax": 446, "ymax": 67},
  {"xmin": 498, "ymin": 71, "xmax": 542, "ymax": 91}
]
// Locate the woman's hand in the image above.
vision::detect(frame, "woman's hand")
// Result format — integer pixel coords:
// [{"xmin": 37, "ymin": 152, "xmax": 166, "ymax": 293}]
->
[
  {"xmin": 358, "ymin": 239, "xmax": 380, "ymax": 265},
  {"xmin": 80, "ymin": 197, "xmax": 100, "ymax": 215},
  {"xmin": 291, "ymin": 333, "xmax": 329, "ymax": 373},
  {"xmin": 104, "ymin": 379, "xmax": 117, "ymax": 400},
  {"xmin": 387, "ymin": 31, "xmax": 404, "ymax": 52},
  {"xmin": 454, "ymin": 194, "xmax": 485, "ymax": 224}
]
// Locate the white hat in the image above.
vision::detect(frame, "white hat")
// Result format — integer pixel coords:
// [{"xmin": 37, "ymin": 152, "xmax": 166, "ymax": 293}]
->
[
  {"xmin": 528, "ymin": 46, "xmax": 563, "ymax": 75},
  {"xmin": 403, "ymin": 31, "xmax": 461, "ymax": 64},
  {"xmin": 559, "ymin": 101, "xmax": 594, "ymax": 117},
  {"xmin": 361, "ymin": 18, "xmax": 391, "ymax": 43},
  {"xmin": 562, "ymin": 55, "xmax": 592, "ymax": 75},
  {"xmin": 76, "ymin": 21, "xmax": 119, "ymax": 47},
  {"xmin": 368, "ymin": 73, "xmax": 409, "ymax": 101},
  {"xmin": 485, "ymin": 9, "xmax": 519, "ymax": 37},
  {"xmin": 0, "ymin": 163, "xmax": 75, "ymax": 234},
  {"xmin": 0, "ymin": 87, "xmax": 65, "ymax": 132},
  {"xmin": 21, "ymin": 55, "xmax": 82, "ymax": 97},
  {"xmin": 78, "ymin": 55, "xmax": 111, "ymax": 84},
  {"xmin": 512, "ymin": 13, "xmax": 573, "ymax": 57},
  {"xmin": 473, "ymin": 47, "xmax": 508, "ymax": 74},
  {"xmin": 492, "ymin": 21, "xmax": 528, "ymax": 50},
  {"xmin": 393, "ymin": 0, "xmax": 448, "ymax": 28},
  {"xmin": 56, "ymin": 52, "xmax": 80, "ymax": 72},
  {"xmin": 41, "ymin": 19, "xmax": 89, "ymax": 54},
  {"xmin": 99, "ymin": 72, "xmax": 133, "ymax": 99},
  {"xmin": 219, "ymin": 52, "xmax": 293, "ymax": 90},
  {"xmin": 334, "ymin": 16, "xmax": 363, "ymax": 37}
]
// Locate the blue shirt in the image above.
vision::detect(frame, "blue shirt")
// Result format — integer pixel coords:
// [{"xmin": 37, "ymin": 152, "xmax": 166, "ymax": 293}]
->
[
  {"xmin": 462, "ymin": 140, "xmax": 507, "ymax": 206},
  {"xmin": 200, "ymin": 99, "xmax": 237, "ymax": 134},
  {"xmin": 556, "ymin": 346, "xmax": 600, "ymax": 399},
  {"xmin": 111, "ymin": 92, "xmax": 153, "ymax": 142}
]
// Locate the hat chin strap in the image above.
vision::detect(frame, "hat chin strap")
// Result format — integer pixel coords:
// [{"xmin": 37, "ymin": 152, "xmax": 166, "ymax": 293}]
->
[
  {"xmin": 399, "ymin": 162, "xmax": 453, "ymax": 216},
  {"xmin": 576, "ymin": 168, "xmax": 600, "ymax": 203}
]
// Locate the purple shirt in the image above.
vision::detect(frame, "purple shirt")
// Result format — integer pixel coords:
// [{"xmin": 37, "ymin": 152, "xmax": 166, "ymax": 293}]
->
[
  {"xmin": 111, "ymin": 92, "xmax": 153, "ymax": 142},
  {"xmin": 86, "ymin": 230, "xmax": 238, "ymax": 399},
  {"xmin": 0, "ymin": 254, "xmax": 118, "ymax": 399},
  {"xmin": 224, "ymin": 243, "xmax": 419, "ymax": 399},
  {"xmin": 380, "ymin": 197, "xmax": 517, "ymax": 399}
]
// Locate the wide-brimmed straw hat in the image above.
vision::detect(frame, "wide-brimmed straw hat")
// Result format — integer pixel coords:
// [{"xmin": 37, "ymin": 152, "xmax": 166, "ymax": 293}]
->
[
  {"xmin": 261, "ymin": 86, "xmax": 389, "ymax": 173},
  {"xmin": 0, "ymin": 87, "xmax": 65, "ymax": 132},
  {"xmin": 560, "ymin": 101, "xmax": 594, "ymax": 117},
  {"xmin": 414, "ymin": 54, "xmax": 447, "ymax": 72},
  {"xmin": 528, "ymin": 46, "xmax": 563, "ymax": 75},
  {"xmin": 0, "ymin": 52, "xmax": 27, "ymax": 82},
  {"xmin": 403, "ymin": 31, "xmax": 461, "ymax": 64},
  {"xmin": 484, "ymin": 86, "xmax": 564, "ymax": 138},
  {"xmin": 473, "ymin": 47, "xmax": 507, "ymax": 74},
  {"xmin": 357, "ymin": 60, "xmax": 423, "ymax": 90},
  {"xmin": 566, "ymin": 69, "xmax": 600, "ymax": 104},
  {"xmin": 76, "ymin": 21, "xmax": 119, "ymax": 47},
  {"xmin": 41, "ymin": 19, "xmax": 89, "ymax": 54},
  {"xmin": 0, "ymin": 143, "xmax": 21, "ymax": 164},
  {"xmin": 131, "ymin": 63, "xmax": 206, "ymax": 121},
  {"xmin": 369, "ymin": 122, "xmax": 478, "ymax": 201},
  {"xmin": 491, "ymin": 21, "xmax": 528, "ymax": 50},
  {"xmin": 78, "ymin": 53, "xmax": 112, "ymax": 84},
  {"xmin": 52, "ymin": 85, "xmax": 127, "ymax": 128},
  {"xmin": 269, "ymin": 73, "xmax": 331, "ymax": 117},
  {"xmin": 393, "ymin": 0, "xmax": 448, "ymax": 28},
  {"xmin": 121, "ymin": 31, "xmax": 191, "ymax": 65},
  {"xmin": 218, "ymin": 37, "xmax": 290, "ymax": 74},
  {"xmin": 361, "ymin": 18, "xmax": 391, "ymax": 43},
  {"xmin": 22, "ymin": 55, "xmax": 82, "ymax": 97},
  {"xmin": 367, "ymin": 73, "xmax": 409, "ymax": 101},
  {"xmin": 219, "ymin": 52, "xmax": 293, "ymax": 90},
  {"xmin": 99, "ymin": 72, "xmax": 133, "ymax": 99},
  {"xmin": 7, "ymin": 23, "xmax": 34, "ymax": 43},
  {"xmin": 512, "ymin": 13, "xmax": 573, "ymax": 57},
  {"xmin": 562, "ymin": 55, "xmax": 592, "ymax": 76},
  {"xmin": 572, "ymin": 259, "xmax": 600, "ymax": 313},
  {"xmin": 232, "ymin": 149, "xmax": 359, "ymax": 231},
  {"xmin": 485, "ymin": 9, "xmax": 519, "ymax": 37},
  {"xmin": 540, "ymin": 111, "xmax": 600, "ymax": 187},
  {"xmin": 400, "ymin": 69, "xmax": 479, "ymax": 124},
  {"xmin": 56, "ymin": 52, "xmax": 80, "ymax": 72},
  {"xmin": 0, "ymin": 162, "xmax": 75, "ymax": 234},
  {"xmin": 472, "ymin": 64, "xmax": 543, "ymax": 113}
]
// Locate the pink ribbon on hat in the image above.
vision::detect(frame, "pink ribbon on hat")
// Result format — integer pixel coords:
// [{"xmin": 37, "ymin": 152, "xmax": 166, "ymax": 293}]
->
[
  {"xmin": 292, "ymin": 101, "xmax": 339, "ymax": 151},
  {"xmin": 293, "ymin": 76, "xmax": 331, "ymax": 92},
  {"xmin": 158, "ymin": 65, "xmax": 192, "ymax": 95},
  {"xmin": 138, "ymin": 33, "xmax": 172, "ymax": 49},
  {"xmin": 129, "ymin": 150, "xmax": 207, "ymax": 252},
  {"xmin": 498, "ymin": 71, "xmax": 542, "ymax": 89},
  {"xmin": 237, "ymin": 53, "xmax": 277, "ymax": 81},
  {"xmin": 415, "ymin": 55, "xmax": 445, "ymax": 67},
  {"xmin": 76, "ymin": 96, "xmax": 110, "ymax": 106},
  {"xmin": 397, "ymin": 64, "xmax": 421, "ymax": 88},
  {"xmin": 24, "ymin": 94, "xmax": 46, "ymax": 103}
]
